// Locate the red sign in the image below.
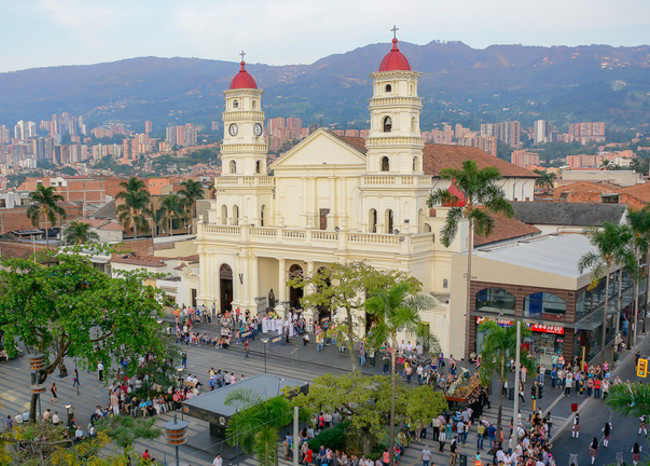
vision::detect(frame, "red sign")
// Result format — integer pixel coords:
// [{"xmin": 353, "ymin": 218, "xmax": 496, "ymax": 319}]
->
[{"xmin": 476, "ymin": 316, "xmax": 564, "ymax": 335}]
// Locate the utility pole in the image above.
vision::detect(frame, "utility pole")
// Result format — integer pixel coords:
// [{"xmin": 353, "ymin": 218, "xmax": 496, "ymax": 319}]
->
[
  {"xmin": 293, "ymin": 406, "xmax": 299, "ymax": 466},
  {"xmin": 510, "ymin": 320, "xmax": 521, "ymax": 453}
]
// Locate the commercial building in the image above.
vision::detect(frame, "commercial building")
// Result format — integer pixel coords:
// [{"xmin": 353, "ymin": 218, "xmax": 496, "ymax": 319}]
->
[{"xmin": 451, "ymin": 234, "xmax": 643, "ymax": 364}]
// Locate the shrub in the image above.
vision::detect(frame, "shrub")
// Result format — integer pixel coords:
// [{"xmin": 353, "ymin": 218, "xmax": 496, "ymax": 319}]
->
[{"xmin": 308, "ymin": 422, "xmax": 348, "ymax": 452}]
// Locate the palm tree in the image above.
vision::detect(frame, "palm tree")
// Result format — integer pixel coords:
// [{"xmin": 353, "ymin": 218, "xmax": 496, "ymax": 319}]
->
[
  {"xmin": 605, "ymin": 382, "xmax": 650, "ymax": 420},
  {"xmin": 157, "ymin": 194, "xmax": 186, "ymax": 236},
  {"xmin": 116, "ymin": 177, "xmax": 151, "ymax": 238},
  {"xmin": 626, "ymin": 208, "xmax": 650, "ymax": 347},
  {"xmin": 178, "ymin": 179, "xmax": 204, "ymax": 233},
  {"xmin": 224, "ymin": 388, "xmax": 292, "ymax": 466},
  {"xmin": 600, "ymin": 159, "xmax": 616, "ymax": 170},
  {"xmin": 427, "ymin": 159, "xmax": 513, "ymax": 360},
  {"xmin": 478, "ymin": 320, "xmax": 534, "ymax": 438},
  {"xmin": 365, "ymin": 282, "xmax": 436, "ymax": 466},
  {"xmin": 26, "ymin": 184, "xmax": 66, "ymax": 249},
  {"xmin": 63, "ymin": 221, "xmax": 100, "ymax": 245},
  {"xmin": 533, "ymin": 169, "xmax": 557, "ymax": 194},
  {"xmin": 578, "ymin": 223, "xmax": 632, "ymax": 364}
]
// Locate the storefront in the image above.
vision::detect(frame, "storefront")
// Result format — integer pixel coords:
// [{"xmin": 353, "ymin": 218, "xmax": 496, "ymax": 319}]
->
[{"xmin": 475, "ymin": 316, "xmax": 566, "ymax": 366}]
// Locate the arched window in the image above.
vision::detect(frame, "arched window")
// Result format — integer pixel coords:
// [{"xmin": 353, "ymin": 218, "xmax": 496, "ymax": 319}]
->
[
  {"xmin": 289, "ymin": 264, "xmax": 303, "ymax": 279},
  {"xmin": 443, "ymin": 279, "xmax": 448, "ymax": 289},
  {"xmin": 260, "ymin": 204, "xmax": 266, "ymax": 227},
  {"xmin": 476, "ymin": 288, "xmax": 516, "ymax": 315},
  {"xmin": 232, "ymin": 205, "xmax": 239, "ymax": 225},
  {"xmin": 383, "ymin": 116, "xmax": 392, "ymax": 132},
  {"xmin": 385, "ymin": 209, "xmax": 394, "ymax": 234},
  {"xmin": 381, "ymin": 156, "xmax": 390, "ymax": 172},
  {"xmin": 229, "ymin": 160, "xmax": 237, "ymax": 174},
  {"xmin": 233, "ymin": 100, "xmax": 239, "ymax": 109},
  {"xmin": 368, "ymin": 208, "xmax": 377, "ymax": 233},
  {"xmin": 221, "ymin": 205, "xmax": 228, "ymax": 225},
  {"xmin": 385, "ymin": 84, "xmax": 392, "ymax": 93},
  {"xmin": 256, "ymin": 160, "xmax": 261, "ymax": 174},
  {"xmin": 524, "ymin": 292, "xmax": 566, "ymax": 318},
  {"xmin": 252, "ymin": 100, "xmax": 257, "ymax": 109},
  {"xmin": 413, "ymin": 156, "xmax": 419, "ymax": 172},
  {"xmin": 411, "ymin": 117, "xmax": 417, "ymax": 132}
]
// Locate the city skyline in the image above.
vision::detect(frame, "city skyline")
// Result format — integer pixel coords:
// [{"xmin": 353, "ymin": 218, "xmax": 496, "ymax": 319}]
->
[{"xmin": 1, "ymin": 0, "xmax": 649, "ymax": 73}]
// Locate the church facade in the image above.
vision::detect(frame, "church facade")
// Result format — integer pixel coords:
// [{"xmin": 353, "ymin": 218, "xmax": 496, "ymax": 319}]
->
[{"xmin": 196, "ymin": 34, "xmax": 537, "ymax": 356}]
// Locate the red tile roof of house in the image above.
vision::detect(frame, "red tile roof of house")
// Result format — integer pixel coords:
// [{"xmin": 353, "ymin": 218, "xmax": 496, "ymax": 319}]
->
[
  {"xmin": 110, "ymin": 254, "xmax": 166, "ymax": 267},
  {"xmin": 473, "ymin": 210, "xmax": 541, "ymax": 247},
  {"xmin": 619, "ymin": 183, "xmax": 650, "ymax": 203},
  {"xmin": 554, "ymin": 181, "xmax": 621, "ymax": 193},
  {"xmin": 422, "ymin": 144, "xmax": 538, "ymax": 178}
]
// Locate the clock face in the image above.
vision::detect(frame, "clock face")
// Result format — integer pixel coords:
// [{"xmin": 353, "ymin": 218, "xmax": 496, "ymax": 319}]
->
[
  {"xmin": 254, "ymin": 123, "xmax": 263, "ymax": 137},
  {"xmin": 228, "ymin": 124, "xmax": 238, "ymax": 136}
]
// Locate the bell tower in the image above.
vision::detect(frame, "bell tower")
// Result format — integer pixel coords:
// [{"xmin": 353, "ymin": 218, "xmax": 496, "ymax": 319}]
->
[
  {"xmin": 365, "ymin": 27, "xmax": 424, "ymax": 175},
  {"xmin": 221, "ymin": 51, "xmax": 267, "ymax": 177}
]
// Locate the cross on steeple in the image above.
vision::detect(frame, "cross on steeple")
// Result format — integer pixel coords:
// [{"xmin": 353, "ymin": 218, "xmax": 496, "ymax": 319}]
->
[
  {"xmin": 391, "ymin": 25, "xmax": 399, "ymax": 40},
  {"xmin": 240, "ymin": 50, "xmax": 246, "ymax": 62}
]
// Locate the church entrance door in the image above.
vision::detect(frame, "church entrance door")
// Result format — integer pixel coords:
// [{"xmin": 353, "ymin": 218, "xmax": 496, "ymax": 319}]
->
[
  {"xmin": 289, "ymin": 264, "xmax": 304, "ymax": 310},
  {"xmin": 220, "ymin": 264, "xmax": 233, "ymax": 314}
]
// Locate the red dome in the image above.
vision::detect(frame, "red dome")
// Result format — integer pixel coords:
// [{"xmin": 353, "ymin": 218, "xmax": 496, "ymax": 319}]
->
[
  {"xmin": 229, "ymin": 61, "xmax": 257, "ymax": 89},
  {"xmin": 379, "ymin": 38, "xmax": 411, "ymax": 72}
]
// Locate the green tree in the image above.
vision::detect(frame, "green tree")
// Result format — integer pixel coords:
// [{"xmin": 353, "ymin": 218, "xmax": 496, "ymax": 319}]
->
[
  {"xmin": 26, "ymin": 184, "xmax": 67, "ymax": 249},
  {"xmin": 224, "ymin": 389, "xmax": 293, "ymax": 466},
  {"xmin": 533, "ymin": 169, "xmax": 557, "ymax": 194},
  {"xmin": 62, "ymin": 221, "xmax": 100, "ymax": 245},
  {"xmin": 116, "ymin": 177, "xmax": 151, "ymax": 238},
  {"xmin": 157, "ymin": 194, "xmax": 187, "ymax": 236},
  {"xmin": 94, "ymin": 415, "xmax": 162, "ymax": 457},
  {"xmin": 625, "ymin": 208, "xmax": 650, "ymax": 347},
  {"xmin": 427, "ymin": 159, "xmax": 513, "ymax": 359},
  {"xmin": 415, "ymin": 322, "xmax": 442, "ymax": 354},
  {"xmin": 365, "ymin": 282, "xmax": 436, "ymax": 465},
  {"xmin": 287, "ymin": 262, "xmax": 421, "ymax": 371},
  {"xmin": 178, "ymin": 179, "xmax": 205, "ymax": 233},
  {"xmin": 605, "ymin": 382, "xmax": 650, "ymax": 421},
  {"xmin": 291, "ymin": 372, "xmax": 446, "ymax": 455},
  {"xmin": 0, "ymin": 252, "xmax": 166, "ymax": 421},
  {"xmin": 478, "ymin": 321, "xmax": 534, "ymax": 438},
  {"xmin": 578, "ymin": 223, "xmax": 632, "ymax": 364}
]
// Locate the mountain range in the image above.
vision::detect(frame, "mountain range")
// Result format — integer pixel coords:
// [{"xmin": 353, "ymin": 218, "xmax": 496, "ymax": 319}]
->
[{"xmin": 1, "ymin": 40, "xmax": 649, "ymax": 132}]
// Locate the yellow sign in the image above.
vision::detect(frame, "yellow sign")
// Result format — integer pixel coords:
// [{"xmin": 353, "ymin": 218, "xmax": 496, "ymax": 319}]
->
[{"xmin": 637, "ymin": 358, "xmax": 648, "ymax": 378}]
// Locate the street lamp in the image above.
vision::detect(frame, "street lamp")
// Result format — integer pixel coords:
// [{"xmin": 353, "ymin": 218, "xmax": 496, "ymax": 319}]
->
[
  {"xmin": 261, "ymin": 338, "xmax": 269, "ymax": 373},
  {"xmin": 29, "ymin": 354, "xmax": 45, "ymax": 421},
  {"xmin": 64, "ymin": 404, "xmax": 74, "ymax": 428},
  {"xmin": 164, "ymin": 413, "xmax": 188, "ymax": 466}
]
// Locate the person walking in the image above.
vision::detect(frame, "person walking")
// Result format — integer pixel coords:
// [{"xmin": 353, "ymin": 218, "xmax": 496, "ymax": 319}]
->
[
  {"xmin": 631, "ymin": 442, "xmax": 642, "ymax": 466},
  {"xmin": 571, "ymin": 413, "xmax": 580, "ymax": 439},
  {"xmin": 50, "ymin": 382, "xmax": 58, "ymax": 402},
  {"xmin": 564, "ymin": 372, "xmax": 572, "ymax": 397},
  {"xmin": 476, "ymin": 422, "xmax": 485, "ymax": 450},
  {"xmin": 639, "ymin": 415, "xmax": 648, "ymax": 436},
  {"xmin": 602, "ymin": 422, "xmax": 612, "ymax": 448},
  {"xmin": 589, "ymin": 437, "xmax": 598, "ymax": 465},
  {"xmin": 72, "ymin": 368, "xmax": 80, "ymax": 393},
  {"xmin": 438, "ymin": 424, "xmax": 446, "ymax": 453},
  {"xmin": 97, "ymin": 361, "xmax": 104, "ymax": 381},
  {"xmin": 421, "ymin": 447, "xmax": 432, "ymax": 466},
  {"xmin": 244, "ymin": 338, "xmax": 250, "ymax": 358}
]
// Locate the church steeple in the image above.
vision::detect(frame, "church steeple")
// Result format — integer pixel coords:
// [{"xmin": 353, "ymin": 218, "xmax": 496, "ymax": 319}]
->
[
  {"xmin": 365, "ymin": 27, "xmax": 423, "ymax": 174},
  {"xmin": 221, "ymin": 52, "xmax": 267, "ymax": 177}
]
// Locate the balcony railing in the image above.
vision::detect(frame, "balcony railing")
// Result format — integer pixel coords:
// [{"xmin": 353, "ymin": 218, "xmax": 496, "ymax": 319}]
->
[
  {"xmin": 198, "ymin": 223, "xmax": 435, "ymax": 255},
  {"xmin": 214, "ymin": 176, "xmax": 274, "ymax": 187},
  {"xmin": 361, "ymin": 175, "xmax": 432, "ymax": 187}
]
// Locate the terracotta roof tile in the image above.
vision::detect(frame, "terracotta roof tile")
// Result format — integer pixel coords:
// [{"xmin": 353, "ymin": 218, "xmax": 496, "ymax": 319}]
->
[
  {"xmin": 110, "ymin": 254, "xmax": 166, "ymax": 267},
  {"xmin": 619, "ymin": 183, "xmax": 650, "ymax": 203},
  {"xmin": 326, "ymin": 131, "xmax": 367, "ymax": 154},
  {"xmin": 422, "ymin": 144, "xmax": 538, "ymax": 178},
  {"xmin": 473, "ymin": 210, "xmax": 541, "ymax": 247},
  {"xmin": 553, "ymin": 181, "xmax": 620, "ymax": 193}
]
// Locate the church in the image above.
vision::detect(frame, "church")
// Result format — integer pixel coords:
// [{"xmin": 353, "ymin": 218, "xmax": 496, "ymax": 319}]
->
[{"xmin": 196, "ymin": 31, "xmax": 537, "ymax": 356}]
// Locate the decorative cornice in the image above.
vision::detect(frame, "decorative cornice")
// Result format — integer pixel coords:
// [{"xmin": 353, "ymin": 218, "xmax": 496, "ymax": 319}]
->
[
  {"xmin": 365, "ymin": 136, "xmax": 424, "ymax": 148},
  {"xmin": 222, "ymin": 110, "xmax": 265, "ymax": 120},
  {"xmin": 369, "ymin": 96, "xmax": 422, "ymax": 109},
  {"xmin": 221, "ymin": 143, "xmax": 267, "ymax": 153},
  {"xmin": 371, "ymin": 70, "xmax": 420, "ymax": 81},
  {"xmin": 224, "ymin": 88, "xmax": 264, "ymax": 96}
]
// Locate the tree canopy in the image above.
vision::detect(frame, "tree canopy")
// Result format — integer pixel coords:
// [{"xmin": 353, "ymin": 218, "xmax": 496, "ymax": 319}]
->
[{"xmin": 0, "ymin": 252, "xmax": 167, "ymax": 420}]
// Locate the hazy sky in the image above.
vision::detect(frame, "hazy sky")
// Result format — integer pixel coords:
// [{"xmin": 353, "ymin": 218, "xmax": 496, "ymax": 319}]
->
[{"xmin": 2, "ymin": 0, "xmax": 649, "ymax": 73}]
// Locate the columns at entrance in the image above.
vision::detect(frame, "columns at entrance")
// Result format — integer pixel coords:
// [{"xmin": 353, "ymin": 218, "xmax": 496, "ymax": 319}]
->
[
  {"xmin": 250, "ymin": 254, "xmax": 259, "ymax": 315},
  {"xmin": 303, "ymin": 261, "xmax": 316, "ymax": 331},
  {"xmin": 329, "ymin": 177, "xmax": 337, "ymax": 228},
  {"xmin": 276, "ymin": 258, "xmax": 287, "ymax": 314}
]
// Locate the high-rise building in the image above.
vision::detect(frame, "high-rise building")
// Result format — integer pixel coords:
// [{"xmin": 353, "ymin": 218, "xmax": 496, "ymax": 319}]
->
[
  {"xmin": 533, "ymin": 120, "xmax": 547, "ymax": 145},
  {"xmin": 480, "ymin": 121, "xmax": 520, "ymax": 147},
  {"xmin": 0, "ymin": 125, "xmax": 9, "ymax": 144},
  {"xmin": 511, "ymin": 150, "xmax": 540, "ymax": 167},
  {"xmin": 144, "ymin": 120, "xmax": 152, "ymax": 135}
]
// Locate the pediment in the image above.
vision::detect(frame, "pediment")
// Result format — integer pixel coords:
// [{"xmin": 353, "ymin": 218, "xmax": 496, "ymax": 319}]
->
[{"xmin": 271, "ymin": 129, "xmax": 366, "ymax": 169}]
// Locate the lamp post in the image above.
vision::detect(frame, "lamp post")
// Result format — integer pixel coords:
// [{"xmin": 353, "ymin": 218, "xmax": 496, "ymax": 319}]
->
[
  {"xmin": 29, "ymin": 354, "xmax": 45, "ymax": 421},
  {"xmin": 164, "ymin": 413, "xmax": 188, "ymax": 466},
  {"xmin": 64, "ymin": 404, "xmax": 74, "ymax": 428},
  {"xmin": 510, "ymin": 320, "xmax": 521, "ymax": 453},
  {"xmin": 261, "ymin": 338, "xmax": 269, "ymax": 373}
]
